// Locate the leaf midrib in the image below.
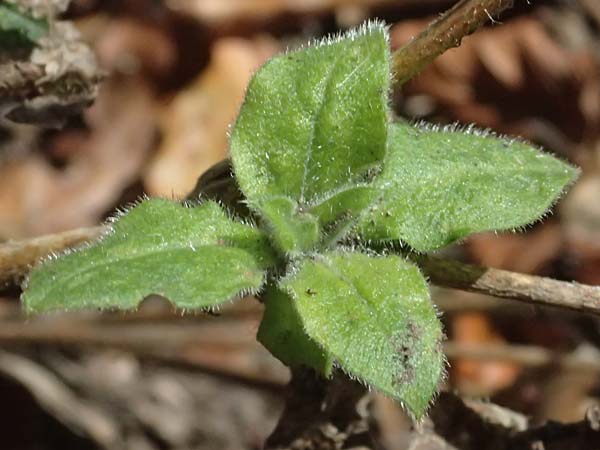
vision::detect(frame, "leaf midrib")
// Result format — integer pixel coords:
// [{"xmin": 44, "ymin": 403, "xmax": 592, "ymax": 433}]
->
[
  {"xmin": 41, "ymin": 244, "xmax": 258, "ymax": 302},
  {"xmin": 299, "ymin": 52, "xmax": 344, "ymax": 204},
  {"xmin": 380, "ymin": 162, "xmax": 567, "ymax": 192},
  {"xmin": 316, "ymin": 257, "xmax": 404, "ymax": 387},
  {"xmin": 322, "ymin": 257, "xmax": 392, "ymax": 344}
]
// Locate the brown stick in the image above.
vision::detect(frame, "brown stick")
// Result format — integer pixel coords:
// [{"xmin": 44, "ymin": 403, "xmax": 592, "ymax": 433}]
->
[
  {"xmin": 392, "ymin": 0, "xmax": 515, "ymax": 85},
  {"xmin": 430, "ymin": 392, "xmax": 600, "ymax": 450},
  {"xmin": 419, "ymin": 256, "xmax": 600, "ymax": 316},
  {"xmin": 0, "ymin": 226, "xmax": 106, "ymax": 286},
  {"xmin": 2, "ymin": 227, "xmax": 600, "ymax": 315},
  {"xmin": 0, "ymin": 316, "xmax": 287, "ymax": 391},
  {"xmin": 0, "ymin": 350, "xmax": 120, "ymax": 448}
]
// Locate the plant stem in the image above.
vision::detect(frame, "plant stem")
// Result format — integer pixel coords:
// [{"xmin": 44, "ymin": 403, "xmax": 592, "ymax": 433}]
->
[{"xmin": 391, "ymin": 0, "xmax": 514, "ymax": 85}]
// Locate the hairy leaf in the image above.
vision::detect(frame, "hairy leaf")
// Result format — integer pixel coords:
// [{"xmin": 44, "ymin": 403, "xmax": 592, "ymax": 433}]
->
[
  {"xmin": 258, "ymin": 285, "xmax": 334, "ymax": 375},
  {"xmin": 23, "ymin": 199, "xmax": 277, "ymax": 313},
  {"xmin": 260, "ymin": 197, "xmax": 320, "ymax": 255},
  {"xmin": 359, "ymin": 122, "xmax": 579, "ymax": 251},
  {"xmin": 309, "ymin": 185, "xmax": 380, "ymax": 248},
  {"xmin": 282, "ymin": 251, "xmax": 444, "ymax": 419},
  {"xmin": 230, "ymin": 22, "xmax": 390, "ymax": 248}
]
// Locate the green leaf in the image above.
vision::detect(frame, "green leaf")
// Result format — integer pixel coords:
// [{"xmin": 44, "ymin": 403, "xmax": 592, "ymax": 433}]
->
[
  {"xmin": 260, "ymin": 197, "xmax": 320, "ymax": 255},
  {"xmin": 0, "ymin": 3, "xmax": 48, "ymax": 46},
  {"xmin": 281, "ymin": 251, "xmax": 444, "ymax": 419},
  {"xmin": 23, "ymin": 199, "xmax": 277, "ymax": 313},
  {"xmin": 309, "ymin": 185, "xmax": 380, "ymax": 247},
  {"xmin": 230, "ymin": 22, "xmax": 390, "ymax": 247},
  {"xmin": 359, "ymin": 122, "xmax": 579, "ymax": 251},
  {"xmin": 258, "ymin": 284, "xmax": 334, "ymax": 376}
]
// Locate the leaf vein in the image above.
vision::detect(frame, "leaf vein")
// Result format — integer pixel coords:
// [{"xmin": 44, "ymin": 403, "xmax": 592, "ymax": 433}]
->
[{"xmin": 299, "ymin": 53, "xmax": 344, "ymax": 204}]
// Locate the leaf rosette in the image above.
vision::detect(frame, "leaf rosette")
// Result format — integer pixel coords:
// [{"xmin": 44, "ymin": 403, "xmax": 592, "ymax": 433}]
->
[{"xmin": 22, "ymin": 21, "xmax": 578, "ymax": 419}]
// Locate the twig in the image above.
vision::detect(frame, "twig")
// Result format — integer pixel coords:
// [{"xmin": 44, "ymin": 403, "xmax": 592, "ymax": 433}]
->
[
  {"xmin": 0, "ymin": 349, "xmax": 119, "ymax": 449},
  {"xmin": 5, "ymin": 309, "xmax": 600, "ymax": 377},
  {"xmin": 2, "ymin": 227, "xmax": 600, "ymax": 316},
  {"xmin": 0, "ymin": 225, "xmax": 106, "ymax": 286},
  {"xmin": 418, "ymin": 256, "xmax": 600, "ymax": 316},
  {"xmin": 430, "ymin": 392, "xmax": 600, "ymax": 450},
  {"xmin": 0, "ymin": 316, "xmax": 288, "ymax": 390},
  {"xmin": 391, "ymin": 0, "xmax": 515, "ymax": 85}
]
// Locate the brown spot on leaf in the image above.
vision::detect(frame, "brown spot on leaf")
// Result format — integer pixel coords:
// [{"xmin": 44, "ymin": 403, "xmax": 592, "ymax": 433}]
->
[{"xmin": 391, "ymin": 321, "xmax": 421, "ymax": 387}]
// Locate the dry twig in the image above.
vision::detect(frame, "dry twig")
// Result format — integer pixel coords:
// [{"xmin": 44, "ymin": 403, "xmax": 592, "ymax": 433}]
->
[
  {"xmin": 0, "ymin": 350, "xmax": 119, "ymax": 448},
  {"xmin": 0, "ymin": 313, "xmax": 288, "ymax": 390},
  {"xmin": 0, "ymin": 226, "xmax": 106, "ymax": 286},
  {"xmin": 4, "ymin": 312, "xmax": 600, "ymax": 386},
  {"xmin": 419, "ymin": 256, "xmax": 600, "ymax": 316},
  {"xmin": 391, "ymin": 0, "xmax": 514, "ymax": 85},
  {"xmin": 2, "ymin": 227, "xmax": 599, "ymax": 316},
  {"xmin": 429, "ymin": 392, "xmax": 600, "ymax": 450}
]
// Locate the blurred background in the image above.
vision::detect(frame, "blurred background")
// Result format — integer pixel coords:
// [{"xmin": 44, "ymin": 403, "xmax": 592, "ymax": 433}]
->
[{"xmin": 0, "ymin": 0, "xmax": 599, "ymax": 449}]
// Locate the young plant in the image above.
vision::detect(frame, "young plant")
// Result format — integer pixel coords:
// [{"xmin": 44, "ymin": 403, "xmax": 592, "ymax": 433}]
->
[{"xmin": 22, "ymin": 22, "xmax": 578, "ymax": 419}]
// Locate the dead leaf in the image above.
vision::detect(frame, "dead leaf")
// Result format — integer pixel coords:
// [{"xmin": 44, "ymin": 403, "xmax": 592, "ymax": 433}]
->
[
  {"xmin": 561, "ymin": 173, "xmax": 600, "ymax": 284},
  {"xmin": 451, "ymin": 312, "xmax": 520, "ymax": 396},
  {"xmin": 167, "ymin": 0, "xmax": 402, "ymax": 27},
  {"xmin": 144, "ymin": 36, "xmax": 278, "ymax": 198},
  {"xmin": 0, "ymin": 78, "xmax": 156, "ymax": 239},
  {"xmin": 391, "ymin": 16, "xmax": 600, "ymax": 145},
  {"xmin": 93, "ymin": 16, "xmax": 176, "ymax": 81},
  {"xmin": 467, "ymin": 224, "xmax": 562, "ymax": 275}
]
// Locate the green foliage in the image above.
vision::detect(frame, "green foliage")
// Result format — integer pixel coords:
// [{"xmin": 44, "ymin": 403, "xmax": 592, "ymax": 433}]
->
[
  {"xmin": 230, "ymin": 22, "xmax": 390, "ymax": 250},
  {"xmin": 22, "ymin": 21, "xmax": 578, "ymax": 419},
  {"xmin": 258, "ymin": 285, "xmax": 334, "ymax": 375},
  {"xmin": 281, "ymin": 251, "xmax": 443, "ymax": 418},
  {"xmin": 0, "ymin": 2, "xmax": 48, "ymax": 47},
  {"xmin": 24, "ymin": 200, "xmax": 277, "ymax": 313},
  {"xmin": 259, "ymin": 197, "xmax": 321, "ymax": 255},
  {"xmin": 310, "ymin": 185, "xmax": 379, "ymax": 247},
  {"xmin": 358, "ymin": 122, "xmax": 579, "ymax": 251}
]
